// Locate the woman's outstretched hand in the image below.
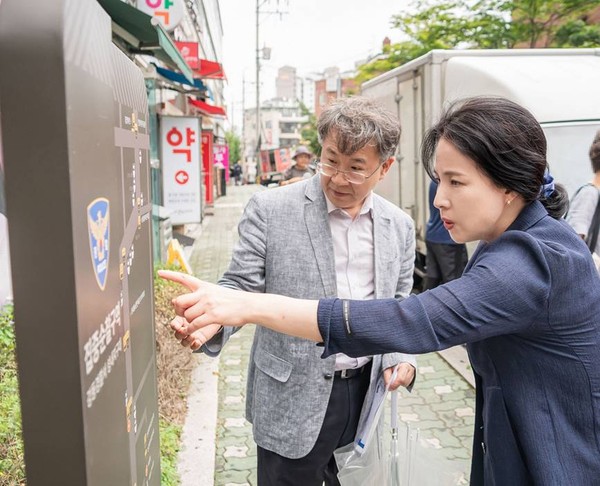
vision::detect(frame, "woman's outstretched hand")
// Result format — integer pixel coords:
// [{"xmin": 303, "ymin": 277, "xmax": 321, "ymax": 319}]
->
[
  {"xmin": 158, "ymin": 270, "xmax": 250, "ymax": 336},
  {"xmin": 158, "ymin": 270, "xmax": 322, "ymax": 342}
]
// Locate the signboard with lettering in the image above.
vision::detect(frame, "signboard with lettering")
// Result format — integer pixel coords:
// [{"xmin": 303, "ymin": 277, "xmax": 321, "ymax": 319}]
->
[
  {"xmin": 161, "ymin": 116, "xmax": 202, "ymax": 224},
  {"xmin": 213, "ymin": 144, "xmax": 230, "ymax": 182},
  {"xmin": 0, "ymin": 0, "xmax": 160, "ymax": 484},
  {"xmin": 201, "ymin": 129, "xmax": 215, "ymax": 206},
  {"xmin": 174, "ymin": 41, "xmax": 200, "ymax": 70},
  {"xmin": 136, "ymin": 0, "xmax": 184, "ymax": 32}
]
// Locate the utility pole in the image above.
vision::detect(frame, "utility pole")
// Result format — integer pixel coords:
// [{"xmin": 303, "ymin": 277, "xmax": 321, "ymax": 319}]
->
[
  {"xmin": 254, "ymin": 0, "xmax": 288, "ymax": 172},
  {"xmin": 242, "ymin": 76, "xmax": 246, "ymax": 160}
]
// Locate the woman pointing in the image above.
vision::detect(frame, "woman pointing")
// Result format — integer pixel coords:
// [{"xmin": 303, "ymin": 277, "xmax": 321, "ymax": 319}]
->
[{"xmin": 161, "ymin": 97, "xmax": 600, "ymax": 485}]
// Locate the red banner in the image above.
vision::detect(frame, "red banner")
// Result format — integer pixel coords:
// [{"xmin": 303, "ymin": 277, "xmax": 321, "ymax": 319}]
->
[{"xmin": 201, "ymin": 130, "xmax": 214, "ymax": 205}]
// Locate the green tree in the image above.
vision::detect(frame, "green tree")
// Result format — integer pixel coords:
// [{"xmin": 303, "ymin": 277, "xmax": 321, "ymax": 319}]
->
[
  {"xmin": 225, "ymin": 130, "xmax": 242, "ymax": 164},
  {"xmin": 512, "ymin": 0, "xmax": 599, "ymax": 47},
  {"xmin": 356, "ymin": 0, "xmax": 599, "ymax": 83},
  {"xmin": 298, "ymin": 102, "xmax": 321, "ymax": 157},
  {"xmin": 392, "ymin": 0, "xmax": 514, "ymax": 50},
  {"xmin": 554, "ymin": 19, "xmax": 600, "ymax": 47},
  {"xmin": 357, "ymin": 0, "xmax": 513, "ymax": 83}
]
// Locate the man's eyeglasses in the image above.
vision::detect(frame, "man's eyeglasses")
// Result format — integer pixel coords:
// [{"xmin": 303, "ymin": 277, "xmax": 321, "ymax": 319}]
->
[{"xmin": 318, "ymin": 161, "xmax": 383, "ymax": 185}]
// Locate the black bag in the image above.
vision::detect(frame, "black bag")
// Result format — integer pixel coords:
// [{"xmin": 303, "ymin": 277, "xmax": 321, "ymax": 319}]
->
[
  {"xmin": 586, "ymin": 195, "xmax": 600, "ymax": 252},
  {"xmin": 570, "ymin": 184, "xmax": 600, "ymax": 252}
]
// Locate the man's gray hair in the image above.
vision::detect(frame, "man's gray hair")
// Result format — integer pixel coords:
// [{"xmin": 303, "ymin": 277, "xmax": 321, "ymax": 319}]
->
[{"xmin": 317, "ymin": 96, "xmax": 401, "ymax": 161}]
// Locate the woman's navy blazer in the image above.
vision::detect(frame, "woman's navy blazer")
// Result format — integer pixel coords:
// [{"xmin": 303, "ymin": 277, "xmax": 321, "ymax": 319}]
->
[{"xmin": 318, "ymin": 201, "xmax": 600, "ymax": 485}]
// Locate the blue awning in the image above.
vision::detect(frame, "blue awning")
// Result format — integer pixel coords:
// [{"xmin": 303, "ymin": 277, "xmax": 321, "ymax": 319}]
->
[{"xmin": 154, "ymin": 65, "xmax": 207, "ymax": 92}]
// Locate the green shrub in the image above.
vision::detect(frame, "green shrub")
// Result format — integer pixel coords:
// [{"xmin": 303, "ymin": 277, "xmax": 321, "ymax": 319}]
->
[
  {"xmin": 154, "ymin": 262, "xmax": 196, "ymax": 486},
  {"xmin": 159, "ymin": 419, "xmax": 182, "ymax": 486},
  {"xmin": 0, "ymin": 304, "xmax": 26, "ymax": 486}
]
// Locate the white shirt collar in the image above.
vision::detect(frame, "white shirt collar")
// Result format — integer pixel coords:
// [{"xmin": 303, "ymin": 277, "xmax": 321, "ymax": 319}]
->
[{"xmin": 324, "ymin": 191, "xmax": 374, "ymax": 218}]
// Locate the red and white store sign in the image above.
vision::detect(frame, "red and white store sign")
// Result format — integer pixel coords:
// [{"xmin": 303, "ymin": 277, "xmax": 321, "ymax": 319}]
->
[
  {"xmin": 161, "ymin": 116, "xmax": 202, "ymax": 224},
  {"xmin": 136, "ymin": 0, "xmax": 184, "ymax": 32},
  {"xmin": 174, "ymin": 41, "xmax": 200, "ymax": 70}
]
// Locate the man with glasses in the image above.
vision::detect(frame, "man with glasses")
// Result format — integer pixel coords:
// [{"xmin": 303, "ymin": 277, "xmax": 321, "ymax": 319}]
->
[{"xmin": 173, "ymin": 96, "xmax": 417, "ymax": 486}]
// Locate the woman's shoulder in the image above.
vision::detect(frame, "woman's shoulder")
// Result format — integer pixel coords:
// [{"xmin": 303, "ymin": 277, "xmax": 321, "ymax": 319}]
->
[{"xmin": 483, "ymin": 219, "xmax": 590, "ymax": 274}]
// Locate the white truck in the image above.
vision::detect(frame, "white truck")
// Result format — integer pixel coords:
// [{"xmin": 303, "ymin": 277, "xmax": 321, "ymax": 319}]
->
[{"xmin": 361, "ymin": 48, "xmax": 600, "ymax": 286}]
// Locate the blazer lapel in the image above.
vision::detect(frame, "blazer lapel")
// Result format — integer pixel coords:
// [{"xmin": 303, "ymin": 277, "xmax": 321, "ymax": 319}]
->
[
  {"xmin": 304, "ymin": 177, "xmax": 337, "ymax": 297},
  {"xmin": 372, "ymin": 196, "xmax": 393, "ymax": 299}
]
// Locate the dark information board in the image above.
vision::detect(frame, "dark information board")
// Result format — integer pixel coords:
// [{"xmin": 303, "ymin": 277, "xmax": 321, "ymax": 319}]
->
[{"xmin": 0, "ymin": 0, "xmax": 160, "ymax": 484}]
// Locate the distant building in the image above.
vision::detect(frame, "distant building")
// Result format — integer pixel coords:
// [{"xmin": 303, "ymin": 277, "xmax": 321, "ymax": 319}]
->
[
  {"xmin": 276, "ymin": 66, "xmax": 297, "ymax": 100},
  {"xmin": 296, "ymin": 75, "xmax": 316, "ymax": 114},
  {"xmin": 314, "ymin": 67, "xmax": 358, "ymax": 118},
  {"xmin": 168, "ymin": 0, "xmax": 226, "ymax": 139},
  {"xmin": 276, "ymin": 65, "xmax": 315, "ymax": 112},
  {"xmin": 244, "ymin": 98, "xmax": 308, "ymax": 158}
]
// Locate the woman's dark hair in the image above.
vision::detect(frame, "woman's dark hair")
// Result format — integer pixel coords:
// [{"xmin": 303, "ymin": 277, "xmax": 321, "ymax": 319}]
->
[
  {"xmin": 590, "ymin": 130, "xmax": 600, "ymax": 174},
  {"xmin": 421, "ymin": 96, "xmax": 569, "ymax": 219}
]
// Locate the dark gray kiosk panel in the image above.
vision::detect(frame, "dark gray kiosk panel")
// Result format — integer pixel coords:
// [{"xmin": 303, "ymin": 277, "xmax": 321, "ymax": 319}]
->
[{"xmin": 0, "ymin": 0, "xmax": 161, "ymax": 484}]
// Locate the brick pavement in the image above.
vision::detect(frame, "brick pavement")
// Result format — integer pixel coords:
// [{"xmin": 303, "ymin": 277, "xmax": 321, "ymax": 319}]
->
[{"xmin": 186, "ymin": 184, "xmax": 475, "ymax": 486}]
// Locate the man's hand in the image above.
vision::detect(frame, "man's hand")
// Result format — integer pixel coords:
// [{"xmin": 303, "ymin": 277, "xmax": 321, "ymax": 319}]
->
[
  {"xmin": 170, "ymin": 316, "xmax": 223, "ymax": 351},
  {"xmin": 383, "ymin": 363, "xmax": 415, "ymax": 391},
  {"xmin": 279, "ymin": 176, "xmax": 303, "ymax": 186}
]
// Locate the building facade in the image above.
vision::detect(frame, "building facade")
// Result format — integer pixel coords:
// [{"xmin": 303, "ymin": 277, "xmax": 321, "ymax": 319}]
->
[
  {"xmin": 276, "ymin": 65, "xmax": 297, "ymax": 100},
  {"xmin": 314, "ymin": 66, "xmax": 358, "ymax": 118},
  {"xmin": 243, "ymin": 98, "xmax": 308, "ymax": 158}
]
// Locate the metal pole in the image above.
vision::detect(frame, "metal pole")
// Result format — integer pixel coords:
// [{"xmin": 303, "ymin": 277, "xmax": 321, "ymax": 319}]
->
[
  {"xmin": 255, "ymin": 0, "xmax": 260, "ymax": 167},
  {"xmin": 242, "ymin": 76, "xmax": 246, "ymax": 157}
]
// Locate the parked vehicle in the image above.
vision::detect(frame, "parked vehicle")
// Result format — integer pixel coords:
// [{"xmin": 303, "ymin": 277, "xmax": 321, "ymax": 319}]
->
[
  {"xmin": 361, "ymin": 48, "xmax": 600, "ymax": 286},
  {"xmin": 259, "ymin": 147, "xmax": 293, "ymax": 186}
]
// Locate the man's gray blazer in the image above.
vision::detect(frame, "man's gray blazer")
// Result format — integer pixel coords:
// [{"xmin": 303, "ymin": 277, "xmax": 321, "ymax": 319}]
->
[{"xmin": 202, "ymin": 175, "xmax": 416, "ymax": 458}]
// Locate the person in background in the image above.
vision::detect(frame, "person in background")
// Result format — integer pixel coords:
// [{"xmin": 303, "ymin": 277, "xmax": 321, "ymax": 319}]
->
[
  {"xmin": 424, "ymin": 179, "xmax": 468, "ymax": 289},
  {"xmin": 280, "ymin": 145, "xmax": 315, "ymax": 186},
  {"xmin": 231, "ymin": 162, "xmax": 243, "ymax": 186},
  {"xmin": 166, "ymin": 97, "xmax": 417, "ymax": 486},
  {"xmin": 160, "ymin": 97, "xmax": 600, "ymax": 486},
  {"xmin": 566, "ymin": 131, "xmax": 600, "ymax": 255}
]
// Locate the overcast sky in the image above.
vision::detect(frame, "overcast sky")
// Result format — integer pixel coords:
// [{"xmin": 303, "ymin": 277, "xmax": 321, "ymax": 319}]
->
[{"xmin": 218, "ymin": 0, "xmax": 412, "ymax": 129}]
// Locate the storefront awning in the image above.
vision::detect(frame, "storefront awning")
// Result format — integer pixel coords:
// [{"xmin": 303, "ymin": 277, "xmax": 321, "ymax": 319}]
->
[
  {"xmin": 154, "ymin": 65, "xmax": 207, "ymax": 92},
  {"xmin": 98, "ymin": 0, "xmax": 194, "ymax": 83},
  {"xmin": 194, "ymin": 59, "xmax": 226, "ymax": 80},
  {"xmin": 188, "ymin": 98, "xmax": 227, "ymax": 118}
]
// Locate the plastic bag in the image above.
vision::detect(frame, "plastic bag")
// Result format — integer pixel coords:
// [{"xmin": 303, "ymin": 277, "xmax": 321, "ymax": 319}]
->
[
  {"xmin": 334, "ymin": 368, "xmax": 468, "ymax": 486},
  {"xmin": 334, "ymin": 368, "xmax": 393, "ymax": 486}
]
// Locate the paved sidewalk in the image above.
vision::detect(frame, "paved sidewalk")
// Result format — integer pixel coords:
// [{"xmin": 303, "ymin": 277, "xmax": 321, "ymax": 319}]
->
[{"xmin": 179, "ymin": 184, "xmax": 475, "ymax": 485}]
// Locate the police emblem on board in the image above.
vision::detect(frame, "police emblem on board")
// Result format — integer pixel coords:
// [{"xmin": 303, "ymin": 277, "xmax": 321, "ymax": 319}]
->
[{"xmin": 87, "ymin": 198, "xmax": 110, "ymax": 290}]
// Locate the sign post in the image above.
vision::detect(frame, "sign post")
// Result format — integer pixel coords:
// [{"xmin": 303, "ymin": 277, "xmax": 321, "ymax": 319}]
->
[{"xmin": 0, "ymin": 0, "xmax": 161, "ymax": 484}]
